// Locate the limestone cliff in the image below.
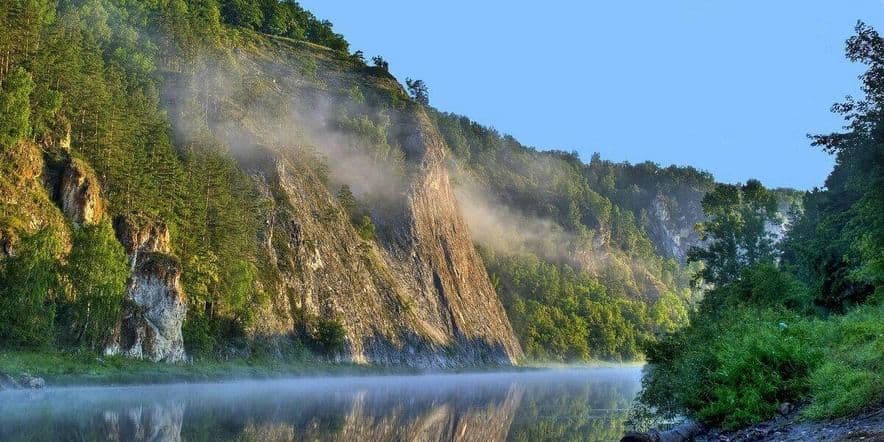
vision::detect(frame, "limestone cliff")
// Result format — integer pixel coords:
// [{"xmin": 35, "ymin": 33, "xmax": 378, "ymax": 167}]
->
[
  {"xmin": 245, "ymin": 112, "xmax": 521, "ymax": 367},
  {"xmin": 178, "ymin": 35, "xmax": 523, "ymax": 366},
  {"xmin": 58, "ymin": 158, "xmax": 104, "ymax": 227},
  {"xmin": 106, "ymin": 215, "xmax": 187, "ymax": 363}
]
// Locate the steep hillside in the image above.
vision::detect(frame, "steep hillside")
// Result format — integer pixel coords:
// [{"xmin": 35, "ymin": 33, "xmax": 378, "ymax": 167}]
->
[
  {"xmin": 0, "ymin": 0, "xmax": 798, "ymax": 365},
  {"xmin": 169, "ymin": 33, "xmax": 524, "ymax": 365},
  {"xmin": 0, "ymin": 2, "xmax": 520, "ymax": 367},
  {"xmin": 431, "ymin": 111, "xmax": 799, "ymax": 360}
]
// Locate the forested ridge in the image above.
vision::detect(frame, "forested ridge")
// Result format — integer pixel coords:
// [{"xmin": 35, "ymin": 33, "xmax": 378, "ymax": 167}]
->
[
  {"xmin": 0, "ymin": 0, "xmax": 353, "ymax": 358},
  {"xmin": 0, "ymin": 0, "xmax": 723, "ymax": 364},
  {"xmin": 3, "ymin": 4, "xmax": 875, "ymax": 421}
]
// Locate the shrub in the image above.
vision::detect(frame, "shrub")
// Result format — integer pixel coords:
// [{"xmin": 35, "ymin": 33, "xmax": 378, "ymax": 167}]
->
[
  {"xmin": 642, "ymin": 299, "xmax": 884, "ymax": 429},
  {"xmin": 311, "ymin": 318, "xmax": 346, "ymax": 356},
  {"xmin": 803, "ymin": 301, "xmax": 884, "ymax": 419},
  {"xmin": 60, "ymin": 220, "xmax": 129, "ymax": 349},
  {"xmin": 0, "ymin": 228, "xmax": 62, "ymax": 348},
  {"xmin": 642, "ymin": 308, "xmax": 818, "ymax": 430}
]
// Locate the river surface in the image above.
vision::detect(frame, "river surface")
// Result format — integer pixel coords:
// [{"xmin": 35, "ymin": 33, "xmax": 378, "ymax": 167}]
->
[{"xmin": 0, "ymin": 366, "xmax": 642, "ymax": 441}]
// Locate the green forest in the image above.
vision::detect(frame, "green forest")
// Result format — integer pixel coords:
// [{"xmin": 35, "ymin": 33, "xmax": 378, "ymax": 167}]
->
[
  {"xmin": 0, "ymin": 0, "xmax": 343, "ymax": 358},
  {"xmin": 0, "ymin": 0, "xmax": 881, "ymax": 433}
]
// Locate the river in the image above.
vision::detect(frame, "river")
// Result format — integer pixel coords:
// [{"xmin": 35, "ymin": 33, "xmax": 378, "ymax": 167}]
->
[{"xmin": 0, "ymin": 366, "xmax": 642, "ymax": 441}]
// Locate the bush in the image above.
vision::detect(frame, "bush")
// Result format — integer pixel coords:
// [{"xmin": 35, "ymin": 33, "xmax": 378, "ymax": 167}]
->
[
  {"xmin": 60, "ymin": 220, "xmax": 129, "ymax": 349},
  {"xmin": 642, "ymin": 300, "xmax": 884, "ymax": 429},
  {"xmin": 642, "ymin": 308, "xmax": 818, "ymax": 429},
  {"xmin": 311, "ymin": 318, "xmax": 346, "ymax": 356},
  {"xmin": 699, "ymin": 263, "xmax": 811, "ymax": 316},
  {"xmin": 0, "ymin": 229, "xmax": 62, "ymax": 348},
  {"xmin": 696, "ymin": 312, "xmax": 817, "ymax": 428},
  {"xmin": 803, "ymin": 301, "xmax": 884, "ymax": 419}
]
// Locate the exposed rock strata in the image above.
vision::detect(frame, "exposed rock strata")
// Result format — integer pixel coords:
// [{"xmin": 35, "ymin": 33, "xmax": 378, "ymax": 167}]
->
[
  {"xmin": 106, "ymin": 215, "xmax": 187, "ymax": 363},
  {"xmin": 251, "ymin": 109, "xmax": 522, "ymax": 366},
  {"xmin": 58, "ymin": 158, "xmax": 104, "ymax": 226}
]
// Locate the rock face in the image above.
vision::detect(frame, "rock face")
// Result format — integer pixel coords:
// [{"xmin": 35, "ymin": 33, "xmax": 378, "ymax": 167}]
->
[
  {"xmin": 246, "ymin": 112, "xmax": 522, "ymax": 366},
  {"xmin": 381, "ymin": 109, "xmax": 523, "ymax": 364},
  {"xmin": 160, "ymin": 36, "xmax": 523, "ymax": 367},
  {"xmin": 646, "ymin": 193, "xmax": 707, "ymax": 262},
  {"xmin": 58, "ymin": 158, "xmax": 104, "ymax": 226},
  {"xmin": 106, "ymin": 215, "xmax": 186, "ymax": 363}
]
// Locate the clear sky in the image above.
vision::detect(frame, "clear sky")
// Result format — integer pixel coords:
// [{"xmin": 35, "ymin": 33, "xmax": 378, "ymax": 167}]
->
[{"xmin": 298, "ymin": 1, "xmax": 884, "ymax": 190}]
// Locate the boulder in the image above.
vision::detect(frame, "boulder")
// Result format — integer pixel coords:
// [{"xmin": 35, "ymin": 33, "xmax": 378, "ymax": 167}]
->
[{"xmin": 621, "ymin": 420, "xmax": 702, "ymax": 442}]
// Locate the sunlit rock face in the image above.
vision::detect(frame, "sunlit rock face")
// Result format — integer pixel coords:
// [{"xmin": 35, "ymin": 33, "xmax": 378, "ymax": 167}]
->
[
  {"xmin": 202, "ymin": 39, "xmax": 523, "ymax": 367},
  {"xmin": 58, "ymin": 158, "xmax": 104, "ymax": 226},
  {"xmin": 250, "ymin": 110, "xmax": 522, "ymax": 367},
  {"xmin": 106, "ymin": 215, "xmax": 186, "ymax": 363}
]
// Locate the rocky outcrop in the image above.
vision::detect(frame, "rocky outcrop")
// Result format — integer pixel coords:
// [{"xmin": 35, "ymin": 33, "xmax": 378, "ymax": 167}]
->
[
  {"xmin": 646, "ymin": 193, "xmax": 706, "ymax": 262},
  {"xmin": 106, "ymin": 215, "xmax": 186, "ymax": 363},
  {"xmin": 250, "ymin": 106, "xmax": 523, "ymax": 367},
  {"xmin": 216, "ymin": 38, "xmax": 524, "ymax": 367},
  {"xmin": 380, "ymin": 108, "xmax": 523, "ymax": 364},
  {"xmin": 58, "ymin": 157, "xmax": 104, "ymax": 226}
]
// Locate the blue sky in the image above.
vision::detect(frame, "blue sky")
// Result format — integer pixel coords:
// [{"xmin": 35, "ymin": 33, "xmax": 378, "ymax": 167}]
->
[{"xmin": 299, "ymin": 1, "xmax": 884, "ymax": 190}]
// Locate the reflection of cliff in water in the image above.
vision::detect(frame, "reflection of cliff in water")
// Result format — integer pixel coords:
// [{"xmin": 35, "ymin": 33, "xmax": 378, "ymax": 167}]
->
[{"xmin": 0, "ymin": 368, "xmax": 642, "ymax": 442}]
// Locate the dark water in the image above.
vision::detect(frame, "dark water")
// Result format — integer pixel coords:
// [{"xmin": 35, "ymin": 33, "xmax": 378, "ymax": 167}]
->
[{"xmin": 0, "ymin": 366, "xmax": 642, "ymax": 441}]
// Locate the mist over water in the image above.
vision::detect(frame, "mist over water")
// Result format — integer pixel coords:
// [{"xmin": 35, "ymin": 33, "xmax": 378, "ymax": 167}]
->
[{"xmin": 0, "ymin": 367, "xmax": 642, "ymax": 441}]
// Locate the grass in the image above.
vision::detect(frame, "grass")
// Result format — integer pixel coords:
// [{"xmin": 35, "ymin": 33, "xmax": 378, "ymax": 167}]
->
[
  {"xmin": 0, "ymin": 350, "xmax": 414, "ymax": 387},
  {"xmin": 802, "ymin": 301, "xmax": 884, "ymax": 420}
]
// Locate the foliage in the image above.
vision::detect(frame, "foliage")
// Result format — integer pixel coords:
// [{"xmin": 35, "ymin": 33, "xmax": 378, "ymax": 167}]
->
[
  {"xmin": 60, "ymin": 220, "xmax": 129, "ymax": 350},
  {"xmin": 336, "ymin": 185, "xmax": 376, "ymax": 241},
  {"xmin": 640, "ymin": 25, "xmax": 884, "ymax": 427},
  {"xmin": 0, "ymin": 229, "xmax": 62, "ymax": 348},
  {"xmin": 642, "ymin": 298, "xmax": 883, "ymax": 429},
  {"xmin": 371, "ymin": 55, "xmax": 389, "ymax": 72},
  {"xmin": 483, "ymin": 248, "xmax": 675, "ymax": 361},
  {"xmin": 781, "ymin": 21, "xmax": 884, "ymax": 312},
  {"xmin": 0, "ymin": 67, "xmax": 35, "ymax": 147},
  {"xmin": 699, "ymin": 263, "xmax": 812, "ymax": 315},
  {"xmin": 219, "ymin": 0, "xmax": 348, "ymax": 51},
  {"xmin": 688, "ymin": 180, "xmax": 780, "ymax": 287},
  {"xmin": 405, "ymin": 77, "xmax": 429, "ymax": 105},
  {"xmin": 803, "ymin": 300, "xmax": 884, "ymax": 419},
  {"xmin": 310, "ymin": 318, "xmax": 346, "ymax": 356}
]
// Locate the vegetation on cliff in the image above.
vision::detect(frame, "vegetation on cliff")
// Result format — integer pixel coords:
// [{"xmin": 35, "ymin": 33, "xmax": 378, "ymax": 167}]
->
[
  {"xmin": 0, "ymin": 0, "xmax": 717, "ymax": 365},
  {"xmin": 639, "ymin": 23, "xmax": 884, "ymax": 429}
]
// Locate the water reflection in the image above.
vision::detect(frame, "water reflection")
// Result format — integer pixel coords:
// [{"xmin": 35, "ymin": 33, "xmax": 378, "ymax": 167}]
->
[{"xmin": 0, "ymin": 367, "xmax": 641, "ymax": 441}]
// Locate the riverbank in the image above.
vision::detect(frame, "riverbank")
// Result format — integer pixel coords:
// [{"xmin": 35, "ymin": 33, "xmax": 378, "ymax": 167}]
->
[
  {"xmin": 0, "ymin": 350, "xmax": 417, "ymax": 387},
  {"xmin": 695, "ymin": 404, "xmax": 884, "ymax": 442},
  {"xmin": 623, "ymin": 404, "xmax": 884, "ymax": 442},
  {"xmin": 0, "ymin": 351, "xmax": 589, "ymax": 388}
]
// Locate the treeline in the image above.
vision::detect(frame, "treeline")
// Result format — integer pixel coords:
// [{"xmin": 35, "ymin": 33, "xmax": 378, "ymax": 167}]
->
[
  {"xmin": 430, "ymin": 110, "xmax": 704, "ymax": 361},
  {"xmin": 639, "ymin": 23, "xmax": 883, "ymax": 429},
  {"xmin": 218, "ymin": 0, "xmax": 348, "ymax": 51}
]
